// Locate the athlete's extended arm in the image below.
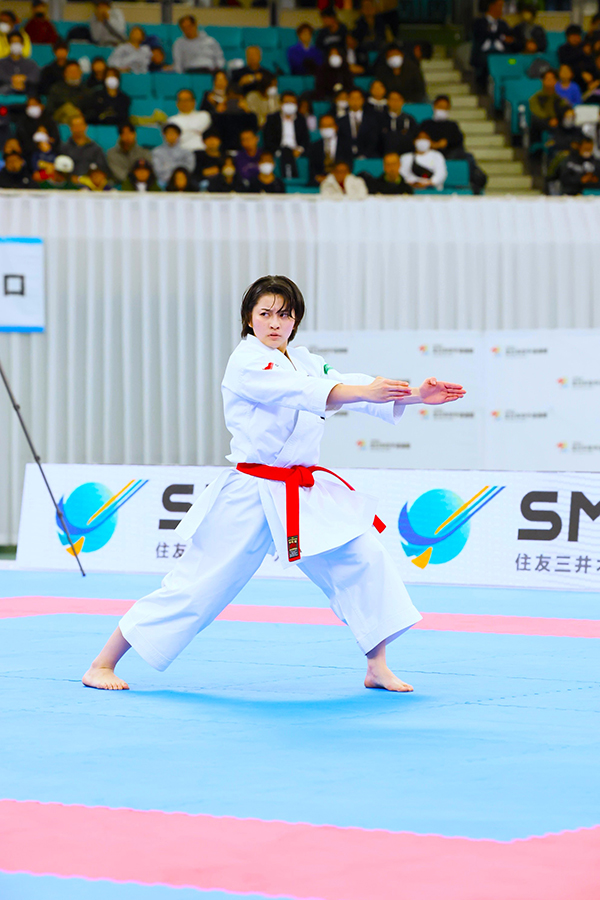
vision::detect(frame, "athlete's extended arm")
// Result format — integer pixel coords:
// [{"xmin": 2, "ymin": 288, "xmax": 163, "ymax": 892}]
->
[{"xmin": 326, "ymin": 376, "xmax": 465, "ymax": 410}]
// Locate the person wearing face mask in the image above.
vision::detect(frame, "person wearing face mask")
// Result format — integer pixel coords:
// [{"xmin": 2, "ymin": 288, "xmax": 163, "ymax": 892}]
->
[
  {"xmin": 308, "ymin": 113, "xmax": 343, "ymax": 185},
  {"xmin": 0, "ymin": 32, "xmax": 39, "ymax": 94},
  {"xmin": 375, "ymin": 44, "xmax": 426, "ymax": 103},
  {"xmin": 83, "ymin": 67, "xmax": 131, "ymax": 126},
  {"xmin": 16, "ymin": 97, "xmax": 58, "ymax": 157},
  {"xmin": 420, "ymin": 95, "xmax": 464, "ymax": 159},
  {"xmin": 400, "ymin": 130, "xmax": 447, "ymax": 190},
  {"xmin": 207, "ymin": 156, "xmax": 248, "ymax": 193},
  {"xmin": 248, "ymin": 150, "xmax": 285, "ymax": 194},
  {"xmin": 314, "ymin": 46, "xmax": 354, "ymax": 100},
  {"xmin": 30, "ymin": 125, "xmax": 56, "ymax": 179},
  {"xmin": 263, "ymin": 91, "xmax": 310, "ymax": 179},
  {"xmin": 380, "ymin": 89, "xmax": 417, "ymax": 156},
  {"xmin": 559, "ymin": 136, "xmax": 600, "ymax": 195},
  {"xmin": 24, "ymin": 0, "xmax": 58, "ymax": 45},
  {"xmin": 108, "ymin": 26, "xmax": 152, "ymax": 75},
  {"xmin": 245, "ymin": 75, "xmax": 280, "ymax": 129},
  {"xmin": 337, "ymin": 87, "xmax": 382, "ymax": 160},
  {"xmin": 46, "ymin": 61, "xmax": 91, "ymax": 123},
  {"xmin": 0, "ymin": 11, "xmax": 32, "ymax": 60}
]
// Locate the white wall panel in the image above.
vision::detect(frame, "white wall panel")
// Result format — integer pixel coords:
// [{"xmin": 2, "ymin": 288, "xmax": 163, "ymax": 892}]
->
[{"xmin": 1, "ymin": 193, "xmax": 600, "ymax": 543}]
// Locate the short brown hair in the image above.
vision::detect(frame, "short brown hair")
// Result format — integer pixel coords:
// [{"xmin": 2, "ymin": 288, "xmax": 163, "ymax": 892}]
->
[{"xmin": 240, "ymin": 275, "xmax": 305, "ymax": 341}]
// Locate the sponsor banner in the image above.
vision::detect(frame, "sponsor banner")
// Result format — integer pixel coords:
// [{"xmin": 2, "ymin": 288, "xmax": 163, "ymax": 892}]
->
[
  {"xmin": 0, "ymin": 238, "xmax": 45, "ymax": 332},
  {"xmin": 16, "ymin": 463, "xmax": 600, "ymax": 592},
  {"xmin": 301, "ymin": 329, "xmax": 600, "ymax": 471}
]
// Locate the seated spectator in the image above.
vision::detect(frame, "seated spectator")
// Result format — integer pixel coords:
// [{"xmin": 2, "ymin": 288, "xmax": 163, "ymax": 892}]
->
[
  {"xmin": 559, "ymin": 135, "xmax": 600, "ymax": 194},
  {"xmin": 87, "ymin": 56, "xmax": 108, "ymax": 90},
  {"xmin": 580, "ymin": 50, "xmax": 600, "ymax": 101},
  {"xmin": 1, "ymin": 136, "xmax": 23, "ymax": 167},
  {"xmin": 84, "ymin": 67, "xmax": 131, "ymax": 126},
  {"xmin": 59, "ymin": 114, "xmax": 108, "ymax": 177},
  {"xmin": 16, "ymin": 96, "xmax": 59, "ymax": 156},
  {"xmin": 30, "ymin": 124, "xmax": 56, "ymax": 178},
  {"xmin": 314, "ymin": 46, "xmax": 354, "ymax": 100},
  {"xmin": 380, "ymin": 89, "xmax": 417, "ymax": 155},
  {"xmin": 353, "ymin": 0, "xmax": 386, "ymax": 51},
  {"xmin": 558, "ymin": 25, "xmax": 586, "ymax": 73},
  {"xmin": 320, "ymin": 158, "xmax": 368, "ymax": 198},
  {"xmin": 400, "ymin": 130, "xmax": 447, "ymax": 189},
  {"xmin": 375, "ymin": 44, "xmax": 426, "ymax": 103},
  {"xmin": 308, "ymin": 113, "xmax": 343, "ymax": 184},
  {"xmin": 46, "ymin": 61, "xmax": 91, "ymax": 123},
  {"xmin": 149, "ymin": 46, "xmax": 171, "ymax": 73},
  {"xmin": 0, "ymin": 31, "xmax": 39, "ymax": 94},
  {"xmin": 121, "ymin": 157, "xmax": 160, "ymax": 191},
  {"xmin": 556, "ymin": 63, "xmax": 582, "ymax": 106},
  {"xmin": 0, "ymin": 150, "xmax": 32, "ymax": 187},
  {"xmin": 246, "ymin": 74, "xmax": 279, "ymax": 128},
  {"xmin": 263, "ymin": 91, "xmax": 310, "ymax": 178},
  {"xmin": 235, "ymin": 127, "xmax": 261, "ymax": 181},
  {"xmin": 547, "ymin": 107, "xmax": 585, "ymax": 155},
  {"xmin": 24, "ymin": 0, "xmax": 58, "ymax": 46},
  {"xmin": 299, "ymin": 95, "xmax": 317, "ymax": 132},
  {"xmin": 167, "ymin": 88, "xmax": 211, "ymax": 152},
  {"xmin": 201, "ymin": 69, "xmax": 229, "ymax": 116},
  {"xmin": 529, "ymin": 69, "xmax": 571, "ymax": 145},
  {"xmin": 315, "ymin": 7, "xmax": 347, "ymax": 57},
  {"xmin": 421, "ymin": 94, "xmax": 464, "ymax": 158},
  {"xmin": 248, "ymin": 150, "xmax": 285, "ymax": 193},
  {"xmin": 42, "ymin": 152, "xmax": 78, "ymax": 189},
  {"xmin": 79, "ymin": 162, "xmax": 114, "ymax": 191},
  {"xmin": 194, "ymin": 127, "xmax": 224, "ymax": 181},
  {"xmin": 367, "ymin": 79, "xmax": 388, "ymax": 112},
  {"xmin": 332, "ymin": 88, "xmax": 349, "ymax": 119},
  {"xmin": 207, "ymin": 156, "xmax": 248, "ymax": 193},
  {"xmin": 585, "ymin": 13, "xmax": 600, "ymax": 46},
  {"xmin": 469, "ymin": 0, "xmax": 513, "ymax": 93},
  {"xmin": 345, "ymin": 33, "xmax": 368, "ymax": 76},
  {"xmin": 232, "ymin": 45, "xmax": 272, "ymax": 96},
  {"xmin": 173, "ymin": 15, "xmax": 224, "ymax": 74},
  {"xmin": 511, "ymin": 1, "xmax": 547, "ymax": 54},
  {"xmin": 106, "ymin": 122, "xmax": 150, "ymax": 183},
  {"xmin": 39, "ymin": 38, "xmax": 69, "ymax": 95},
  {"xmin": 89, "ymin": 0, "xmax": 127, "ymax": 47},
  {"xmin": 108, "ymin": 26, "xmax": 152, "ymax": 75},
  {"xmin": 152, "ymin": 122, "xmax": 194, "ymax": 188},
  {"xmin": 337, "ymin": 87, "xmax": 382, "ymax": 159},
  {"xmin": 524, "ymin": 46, "xmax": 552, "ymax": 80},
  {"xmin": 367, "ymin": 151, "xmax": 413, "ymax": 194},
  {"xmin": 0, "ymin": 11, "xmax": 32, "ymax": 59},
  {"xmin": 287, "ymin": 23, "xmax": 322, "ymax": 76},
  {"xmin": 166, "ymin": 166, "xmax": 197, "ymax": 192}
]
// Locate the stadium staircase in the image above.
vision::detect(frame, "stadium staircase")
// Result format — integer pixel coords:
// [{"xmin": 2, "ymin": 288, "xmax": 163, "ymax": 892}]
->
[{"xmin": 424, "ymin": 51, "xmax": 535, "ymax": 194}]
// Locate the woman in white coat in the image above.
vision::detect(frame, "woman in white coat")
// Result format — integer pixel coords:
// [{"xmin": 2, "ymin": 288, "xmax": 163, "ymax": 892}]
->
[{"xmin": 83, "ymin": 276, "xmax": 465, "ymax": 693}]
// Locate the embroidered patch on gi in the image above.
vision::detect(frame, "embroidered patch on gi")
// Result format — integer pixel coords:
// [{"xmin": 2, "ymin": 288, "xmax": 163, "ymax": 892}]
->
[
  {"xmin": 323, "ymin": 363, "xmax": 332, "ymax": 374},
  {"xmin": 263, "ymin": 362, "xmax": 275, "ymax": 370}
]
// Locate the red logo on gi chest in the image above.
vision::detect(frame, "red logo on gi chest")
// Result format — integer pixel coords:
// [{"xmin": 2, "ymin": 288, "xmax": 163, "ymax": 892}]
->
[{"xmin": 263, "ymin": 362, "xmax": 275, "ymax": 370}]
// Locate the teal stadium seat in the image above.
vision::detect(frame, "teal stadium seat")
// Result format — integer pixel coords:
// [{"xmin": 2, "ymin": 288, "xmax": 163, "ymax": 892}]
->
[
  {"xmin": 152, "ymin": 72, "xmax": 194, "ymax": 99},
  {"xmin": 54, "ymin": 20, "xmax": 86, "ymax": 39},
  {"xmin": 58, "ymin": 123, "xmax": 70, "ymax": 142},
  {"xmin": 505, "ymin": 77, "xmax": 540, "ymax": 135},
  {"xmin": 277, "ymin": 29, "xmax": 298, "ymax": 50},
  {"xmin": 87, "ymin": 124, "xmax": 118, "ymax": 151},
  {"xmin": 404, "ymin": 103, "xmax": 433, "ymax": 122},
  {"xmin": 488, "ymin": 55, "xmax": 527, "ymax": 110},
  {"xmin": 445, "ymin": 159, "xmax": 470, "ymax": 189},
  {"xmin": 546, "ymin": 32, "xmax": 564, "ymax": 55},
  {"xmin": 71, "ymin": 45, "xmax": 113, "ymax": 63},
  {"xmin": 277, "ymin": 75, "xmax": 314, "ymax": 95},
  {"xmin": 243, "ymin": 27, "xmax": 279, "ymax": 49},
  {"xmin": 143, "ymin": 24, "xmax": 177, "ymax": 45},
  {"xmin": 190, "ymin": 73, "xmax": 212, "ymax": 97},
  {"xmin": 261, "ymin": 49, "xmax": 289, "ymax": 75},
  {"xmin": 135, "ymin": 126, "xmax": 163, "ymax": 149},
  {"xmin": 353, "ymin": 158, "xmax": 383, "ymax": 178},
  {"xmin": 205, "ymin": 26, "xmax": 242, "ymax": 50},
  {"xmin": 130, "ymin": 98, "xmax": 162, "ymax": 117},
  {"xmin": 0, "ymin": 94, "xmax": 26, "ymax": 106},
  {"xmin": 30, "ymin": 45, "xmax": 53, "ymax": 67},
  {"xmin": 121, "ymin": 73, "xmax": 152, "ymax": 99},
  {"xmin": 292, "ymin": 185, "xmax": 319, "ymax": 193},
  {"xmin": 354, "ymin": 77, "xmax": 371, "ymax": 92},
  {"xmin": 313, "ymin": 101, "xmax": 330, "ymax": 120}
]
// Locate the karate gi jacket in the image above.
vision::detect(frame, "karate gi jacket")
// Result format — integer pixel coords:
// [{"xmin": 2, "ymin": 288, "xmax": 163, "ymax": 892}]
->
[{"xmin": 176, "ymin": 335, "xmax": 405, "ymax": 565}]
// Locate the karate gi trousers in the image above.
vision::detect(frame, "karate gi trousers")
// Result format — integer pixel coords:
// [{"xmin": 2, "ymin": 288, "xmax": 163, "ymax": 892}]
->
[{"xmin": 119, "ymin": 474, "xmax": 422, "ymax": 671}]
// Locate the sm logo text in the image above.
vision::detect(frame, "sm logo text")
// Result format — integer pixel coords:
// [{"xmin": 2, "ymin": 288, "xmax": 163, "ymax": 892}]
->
[{"xmin": 518, "ymin": 491, "xmax": 600, "ymax": 542}]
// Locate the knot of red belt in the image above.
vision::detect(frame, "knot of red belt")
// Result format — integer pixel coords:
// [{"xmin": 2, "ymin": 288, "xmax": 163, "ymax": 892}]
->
[{"xmin": 236, "ymin": 462, "xmax": 385, "ymax": 563}]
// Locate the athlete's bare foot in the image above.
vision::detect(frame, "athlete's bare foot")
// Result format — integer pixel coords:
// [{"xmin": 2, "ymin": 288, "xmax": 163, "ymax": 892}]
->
[
  {"xmin": 364, "ymin": 664, "xmax": 413, "ymax": 692},
  {"xmin": 82, "ymin": 665, "xmax": 129, "ymax": 690}
]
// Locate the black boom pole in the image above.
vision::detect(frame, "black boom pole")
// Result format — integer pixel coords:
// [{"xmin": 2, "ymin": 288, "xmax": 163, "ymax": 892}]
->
[{"xmin": 0, "ymin": 358, "xmax": 86, "ymax": 577}]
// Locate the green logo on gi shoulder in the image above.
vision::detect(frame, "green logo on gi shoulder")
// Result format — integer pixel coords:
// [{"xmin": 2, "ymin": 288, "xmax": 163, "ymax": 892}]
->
[{"xmin": 323, "ymin": 363, "xmax": 333, "ymax": 374}]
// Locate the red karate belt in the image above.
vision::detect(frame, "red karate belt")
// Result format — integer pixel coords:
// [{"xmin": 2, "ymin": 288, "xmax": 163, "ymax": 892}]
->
[{"xmin": 236, "ymin": 463, "xmax": 386, "ymax": 562}]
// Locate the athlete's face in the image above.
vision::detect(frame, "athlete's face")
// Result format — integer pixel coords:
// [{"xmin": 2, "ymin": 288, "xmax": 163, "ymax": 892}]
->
[{"xmin": 251, "ymin": 294, "xmax": 296, "ymax": 352}]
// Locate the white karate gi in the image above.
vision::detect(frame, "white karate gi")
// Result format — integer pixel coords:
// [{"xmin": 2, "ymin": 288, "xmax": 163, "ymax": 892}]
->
[{"xmin": 119, "ymin": 335, "xmax": 421, "ymax": 670}]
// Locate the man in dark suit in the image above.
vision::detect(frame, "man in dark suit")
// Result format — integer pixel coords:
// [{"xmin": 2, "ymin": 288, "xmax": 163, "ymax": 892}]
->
[
  {"xmin": 308, "ymin": 113, "xmax": 344, "ymax": 185},
  {"xmin": 262, "ymin": 90, "xmax": 310, "ymax": 178},
  {"xmin": 420, "ymin": 94, "xmax": 465, "ymax": 158},
  {"xmin": 470, "ymin": 0, "xmax": 514, "ymax": 92},
  {"xmin": 380, "ymin": 89, "xmax": 417, "ymax": 156},
  {"xmin": 337, "ymin": 87, "xmax": 382, "ymax": 159}
]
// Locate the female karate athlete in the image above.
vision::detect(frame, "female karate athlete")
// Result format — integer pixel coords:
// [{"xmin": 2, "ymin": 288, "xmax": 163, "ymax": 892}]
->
[{"xmin": 83, "ymin": 276, "xmax": 465, "ymax": 693}]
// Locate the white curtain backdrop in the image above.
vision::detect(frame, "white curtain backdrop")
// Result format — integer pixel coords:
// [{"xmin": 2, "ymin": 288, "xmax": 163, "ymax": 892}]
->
[{"xmin": 1, "ymin": 193, "xmax": 600, "ymax": 543}]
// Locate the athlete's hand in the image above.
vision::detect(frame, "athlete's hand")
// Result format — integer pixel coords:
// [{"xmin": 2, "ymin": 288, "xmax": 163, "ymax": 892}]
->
[
  {"xmin": 419, "ymin": 378, "xmax": 466, "ymax": 405},
  {"xmin": 366, "ymin": 376, "xmax": 412, "ymax": 403}
]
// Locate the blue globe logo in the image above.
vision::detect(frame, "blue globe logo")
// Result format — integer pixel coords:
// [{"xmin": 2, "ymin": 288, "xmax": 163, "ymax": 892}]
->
[
  {"xmin": 398, "ymin": 485, "xmax": 505, "ymax": 569},
  {"xmin": 56, "ymin": 478, "xmax": 148, "ymax": 556}
]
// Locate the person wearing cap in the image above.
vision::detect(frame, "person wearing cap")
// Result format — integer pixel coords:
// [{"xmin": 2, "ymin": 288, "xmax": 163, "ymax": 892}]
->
[
  {"xmin": 106, "ymin": 122, "xmax": 151, "ymax": 184},
  {"xmin": 151, "ymin": 121, "xmax": 194, "ymax": 188},
  {"xmin": 40, "ymin": 152, "xmax": 78, "ymax": 189},
  {"xmin": 89, "ymin": 0, "xmax": 127, "ymax": 47},
  {"xmin": 0, "ymin": 11, "xmax": 32, "ymax": 59},
  {"xmin": 24, "ymin": 0, "xmax": 58, "ymax": 45},
  {"xmin": 79, "ymin": 161, "xmax": 115, "ymax": 192},
  {"xmin": 121, "ymin": 157, "xmax": 161, "ymax": 192},
  {"xmin": 19, "ymin": 97, "xmax": 61, "ymax": 160},
  {"xmin": 0, "ymin": 31, "xmax": 39, "ymax": 94},
  {"xmin": 29, "ymin": 124, "xmax": 56, "ymax": 178},
  {"xmin": 58, "ymin": 113, "xmax": 108, "ymax": 177},
  {"xmin": 0, "ymin": 151, "xmax": 32, "ymax": 188}
]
